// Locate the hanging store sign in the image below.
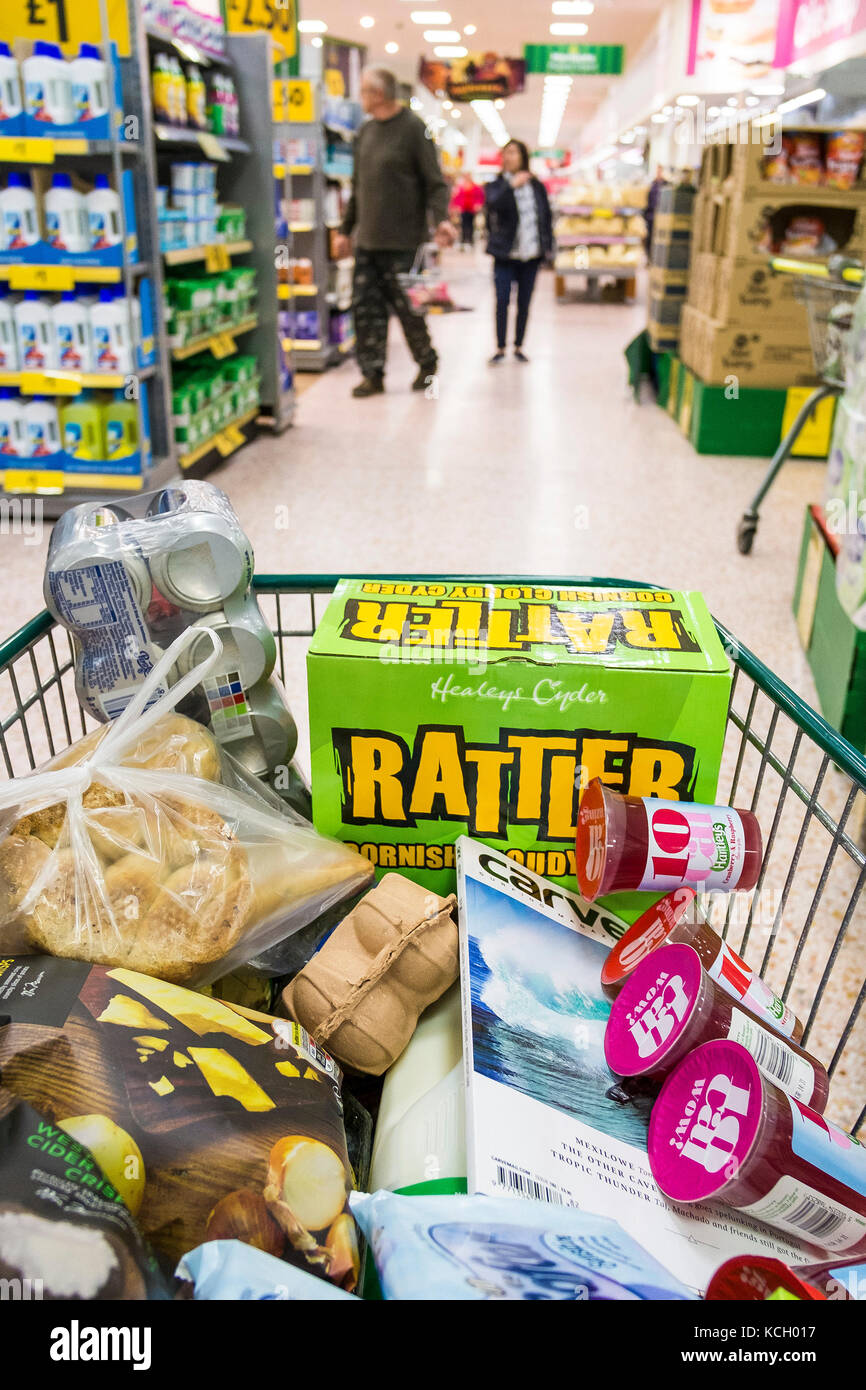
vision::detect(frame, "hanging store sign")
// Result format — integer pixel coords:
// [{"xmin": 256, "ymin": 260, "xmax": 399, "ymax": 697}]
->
[
  {"xmin": 420, "ymin": 53, "xmax": 526, "ymax": 102},
  {"xmin": 775, "ymin": 0, "xmax": 866, "ymax": 65},
  {"xmin": 226, "ymin": 0, "xmax": 298, "ymax": 61},
  {"xmin": 686, "ymin": 0, "xmax": 782, "ymax": 81},
  {"xmin": 523, "ymin": 44, "xmax": 624, "ymax": 75},
  {"xmin": 0, "ymin": 0, "xmax": 131, "ymax": 57}
]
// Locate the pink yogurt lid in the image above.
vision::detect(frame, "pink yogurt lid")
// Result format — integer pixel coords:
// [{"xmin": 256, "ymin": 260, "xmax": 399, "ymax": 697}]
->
[
  {"xmin": 648, "ymin": 1040, "xmax": 764, "ymax": 1204},
  {"xmin": 604, "ymin": 942, "xmax": 704, "ymax": 1079}
]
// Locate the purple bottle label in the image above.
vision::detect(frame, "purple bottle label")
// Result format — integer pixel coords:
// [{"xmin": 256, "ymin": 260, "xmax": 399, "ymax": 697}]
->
[
  {"xmin": 648, "ymin": 1039, "xmax": 763, "ymax": 1203},
  {"xmin": 604, "ymin": 943, "xmax": 702, "ymax": 1078}
]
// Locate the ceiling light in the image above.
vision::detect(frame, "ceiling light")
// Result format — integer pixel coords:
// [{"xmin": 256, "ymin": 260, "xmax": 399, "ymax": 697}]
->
[
  {"xmin": 411, "ymin": 10, "xmax": 452, "ymax": 22},
  {"xmin": 706, "ymin": 105, "xmax": 720, "ymax": 118},
  {"xmin": 385, "ymin": 41, "xmax": 399, "ymax": 53},
  {"xmin": 443, "ymin": 98, "xmax": 453, "ymax": 108},
  {"xmin": 494, "ymin": 98, "xmax": 505, "ymax": 109},
  {"xmin": 777, "ymin": 87, "xmax": 826, "ymax": 115},
  {"xmin": 434, "ymin": 46, "xmax": 467, "ymax": 57},
  {"xmin": 620, "ymin": 131, "xmax": 635, "ymax": 143},
  {"xmin": 298, "ymin": 19, "xmax": 327, "ymax": 33},
  {"xmin": 662, "ymin": 104, "xmax": 673, "ymax": 115},
  {"xmin": 751, "ymin": 81, "xmax": 786, "ymax": 96},
  {"xmin": 451, "ymin": 109, "xmax": 460, "ymax": 117},
  {"xmin": 424, "ymin": 29, "xmax": 460, "ymax": 41},
  {"xmin": 744, "ymin": 95, "xmax": 760, "ymax": 106},
  {"xmin": 651, "ymin": 112, "xmax": 668, "ymax": 123},
  {"xmin": 552, "ymin": 1, "xmax": 594, "ymax": 12},
  {"xmin": 550, "ymin": 22, "xmax": 589, "ymax": 35},
  {"xmin": 311, "ymin": 36, "xmax": 323, "ymax": 47},
  {"xmin": 360, "ymin": 16, "xmax": 375, "ymax": 27},
  {"xmin": 463, "ymin": 23, "xmax": 477, "ymax": 35},
  {"xmin": 726, "ymin": 97, "xmax": 740, "ymax": 107},
  {"xmin": 676, "ymin": 94, "xmax": 699, "ymax": 106}
]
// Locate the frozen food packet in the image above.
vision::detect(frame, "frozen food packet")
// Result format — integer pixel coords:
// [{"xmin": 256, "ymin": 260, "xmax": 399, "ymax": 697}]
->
[
  {"xmin": 0, "ymin": 1091, "xmax": 170, "ymax": 1300},
  {"xmin": 177, "ymin": 1239, "xmax": 358, "ymax": 1300},
  {"xmin": 0, "ymin": 956, "xmax": 361, "ymax": 1288},
  {"xmin": 350, "ymin": 1191, "xmax": 695, "ymax": 1301}
]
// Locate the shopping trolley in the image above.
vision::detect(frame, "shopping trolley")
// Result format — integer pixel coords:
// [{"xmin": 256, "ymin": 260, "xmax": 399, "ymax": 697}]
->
[
  {"xmin": 397, "ymin": 243, "xmax": 447, "ymax": 315},
  {"xmin": 0, "ymin": 575, "xmax": 864, "ymax": 1135},
  {"xmin": 737, "ymin": 256, "xmax": 864, "ymax": 555}
]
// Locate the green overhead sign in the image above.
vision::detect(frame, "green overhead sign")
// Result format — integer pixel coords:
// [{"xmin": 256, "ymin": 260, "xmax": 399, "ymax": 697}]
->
[{"xmin": 524, "ymin": 44, "xmax": 624, "ymax": 76}]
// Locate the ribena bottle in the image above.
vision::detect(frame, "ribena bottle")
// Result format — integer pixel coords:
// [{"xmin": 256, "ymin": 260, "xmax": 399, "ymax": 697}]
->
[
  {"xmin": 576, "ymin": 780, "xmax": 763, "ymax": 900},
  {"xmin": 648, "ymin": 1040, "xmax": 866, "ymax": 1256},
  {"xmin": 603, "ymin": 943, "xmax": 828, "ymax": 1110},
  {"xmin": 705, "ymin": 1252, "xmax": 866, "ymax": 1300}
]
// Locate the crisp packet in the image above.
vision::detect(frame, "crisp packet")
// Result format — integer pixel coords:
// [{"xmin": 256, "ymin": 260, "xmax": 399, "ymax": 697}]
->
[
  {"xmin": 177, "ymin": 1240, "xmax": 358, "ymax": 1300},
  {"xmin": 350, "ymin": 1191, "xmax": 695, "ymax": 1301}
]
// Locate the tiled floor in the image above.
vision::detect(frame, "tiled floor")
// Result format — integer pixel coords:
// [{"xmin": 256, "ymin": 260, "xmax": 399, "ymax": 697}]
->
[{"xmin": 1, "ymin": 250, "xmax": 863, "ymax": 1126}]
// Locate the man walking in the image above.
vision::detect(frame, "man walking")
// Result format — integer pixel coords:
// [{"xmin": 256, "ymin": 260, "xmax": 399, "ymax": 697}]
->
[{"xmin": 333, "ymin": 68, "xmax": 456, "ymax": 398}]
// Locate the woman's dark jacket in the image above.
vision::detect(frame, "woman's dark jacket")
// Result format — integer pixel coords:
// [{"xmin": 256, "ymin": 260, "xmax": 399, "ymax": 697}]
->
[{"xmin": 484, "ymin": 175, "xmax": 553, "ymax": 260}]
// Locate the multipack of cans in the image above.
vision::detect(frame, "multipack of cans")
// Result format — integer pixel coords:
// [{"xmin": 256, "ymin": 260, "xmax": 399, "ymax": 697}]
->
[{"xmin": 44, "ymin": 480, "xmax": 299, "ymax": 789}]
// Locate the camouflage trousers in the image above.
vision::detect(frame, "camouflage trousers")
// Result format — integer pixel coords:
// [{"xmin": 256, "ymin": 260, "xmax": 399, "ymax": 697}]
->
[{"xmin": 353, "ymin": 247, "xmax": 438, "ymax": 382}]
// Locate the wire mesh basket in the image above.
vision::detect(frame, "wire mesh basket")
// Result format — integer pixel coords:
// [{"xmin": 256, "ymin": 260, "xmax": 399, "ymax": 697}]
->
[
  {"xmin": 397, "ymin": 243, "xmax": 445, "ymax": 316},
  {"xmin": 792, "ymin": 274, "xmax": 862, "ymax": 388}
]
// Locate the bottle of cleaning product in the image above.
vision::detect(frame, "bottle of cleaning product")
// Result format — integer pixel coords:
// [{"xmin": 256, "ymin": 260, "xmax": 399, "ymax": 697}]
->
[
  {"xmin": 0, "ymin": 42, "xmax": 23, "ymax": 125},
  {"xmin": 151, "ymin": 52, "xmax": 173, "ymax": 124},
  {"xmin": 0, "ymin": 172, "xmax": 39, "ymax": 250},
  {"xmin": 23, "ymin": 41, "xmax": 74, "ymax": 126},
  {"xmin": 86, "ymin": 173, "xmax": 122, "ymax": 248},
  {"xmin": 169, "ymin": 56, "xmax": 186, "ymax": 126},
  {"xmin": 22, "ymin": 395, "xmax": 61, "ymax": 457},
  {"xmin": 52, "ymin": 291, "xmax": 93, "ymax": 371},
  {"xmin": 186, "ymin": 63, "xmax": 206, "ymax": 129},
  {"xmin": 69, "ymin": 42, "xmax": 109, "ymax": 123},
  {"xmin": 103, "ymin": 388, "xmax": 138, "ymax": 459},
  {"xmin": 91, "ymin": 286, "xmax": 133, "ymax": 373},
  {"xmin": 0, "ymin": 387, "xmax": 26, "ymax": 457},
  {"xmin": 44, "ymin": 172, "xmax": 90, "ymax": 253},
  {"xmin": 60, "ymin": 392, "xmax": 103, "ymax": 460},
  {"xmin": 15, "ymin": 291, "xmax": 56, "ymax": 370},
  {"xmin": 0, "ymin": 288, "xmax": 19, "ymax": 371}
]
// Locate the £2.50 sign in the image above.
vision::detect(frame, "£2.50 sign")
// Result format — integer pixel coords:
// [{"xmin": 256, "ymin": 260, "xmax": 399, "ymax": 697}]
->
[{"xmin": 226, "ymin": 0, "xmax": 298, "ymax": 60}]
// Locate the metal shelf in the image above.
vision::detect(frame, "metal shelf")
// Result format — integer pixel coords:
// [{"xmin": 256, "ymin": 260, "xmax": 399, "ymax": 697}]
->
[
  {"xmin": 0, "ymin": 262, "xmax": 150, "ymax": 287},
  {"xmin": 285, "ymin": 338, "xmax": 323, "ymax": 350},
  {"xmin": 154, "ymin": 124, "xmax": 250, "ymax": 159},
  {"xmin": 171, "ymin": 316, "xmax": 258, "ymax": 361},
  {"xmin": 278, "ymin": 283, "xmax": 318, "ymax": 298},
  {"xmin": 177, "ymin": 406, "xmax": 259, "ymax": 470},
  {"xmin": 0, "ymin": 365, "xmax": 156, "ymax": 393},
  {"xmin": 557, "ymin": 235, "xmax": 644, "ymax": 246},
  {"xmin": 290, "ymin": 222, "xmax": 315, "ymax": 233},
  {"xmin": 0, "ymin": 135, "xmax": 140, "ymax": 163},
  {"xmin": 1, "ymin": 453, "xmax": 177, "ymax": 519},
  {"xmin": 163, "ymin": 239, "xmax": 253, "ymax": 266},
  {"xmin": 145, "ymin": 22, "xmax": 234, "ymax": 69}
]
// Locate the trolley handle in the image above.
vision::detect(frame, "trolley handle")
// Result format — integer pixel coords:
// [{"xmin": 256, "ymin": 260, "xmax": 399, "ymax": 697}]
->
[{"xmin": 770, "ymin": 255, "xmax": 864, "ymax": 284}]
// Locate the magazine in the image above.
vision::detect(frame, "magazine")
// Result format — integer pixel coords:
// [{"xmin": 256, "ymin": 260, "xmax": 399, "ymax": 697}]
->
[{"xmin": 455, "ymin": 835, "xmax": 811, "ymax": 1293}]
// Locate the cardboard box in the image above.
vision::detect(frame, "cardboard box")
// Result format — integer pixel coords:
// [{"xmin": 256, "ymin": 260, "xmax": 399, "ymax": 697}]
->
[
  {"xmin": 648, "ymin": 321, "xmax": 680, "ymax": 353},
  {"xmin": 716, "ymin": 189, "xmax": 866, "ymax": 263},
  {"xmin": 721, "ymin": 129, "xmax": 866, "ymax": 202},
  {"xmin": 651, "ymin": 239, "xmax": 691, "ymax": 271},
  {"xmin": 680, "ymin": 305, "xmax": 817, "ymax": 388},
  {"xmin": 654, "ymin": 211, "xmax": 693, "ymax": 240},
  {"xmin": 713, "ymin": 255, "xmax": 811, "ymax": 329},
  {"xmin": 666, "ymin": 355, "xmax": 684, "ymax": 418},
  {"xmin": 691, "ymin": 187, "xmax": 717, "ymax": 255},
  {"xmin": 659, "ymin": 184, "xmax": 696, "ymax": 215},
  {"xmin": 308, "ymin": 580, "xmax": 732, "ymax": 896},
  {"xmin": 649, "ymin": 265, "xmax": 690, "ymax": 296},
  {"xmin": 649, "ymin": 292, "xmax": 683, "ymax": 326},
  {"xmin": 687, "ymin": 251, "xmax": 718, "ymax": 314}
]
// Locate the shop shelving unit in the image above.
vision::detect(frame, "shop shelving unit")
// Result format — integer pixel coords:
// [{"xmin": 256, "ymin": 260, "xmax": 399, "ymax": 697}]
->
[
  {"xmin": 553, "ymin": 198, "xmax": 644, "ymax": 305},
  {"xmin": 0, "ymin": 0, "xmax": 176, "ymax": 517}
]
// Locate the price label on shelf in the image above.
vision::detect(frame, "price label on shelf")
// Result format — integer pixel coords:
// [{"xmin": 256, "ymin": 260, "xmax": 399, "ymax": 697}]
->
[
  {"xmin": 226, "ymin": 0, "xmax": 297, "ymax": 60},
  {"xmin": 0, "ymin": 0, "xmax": 130, "ymax": 57},
  {"xmin": 204, "ymin": 244, "xmax": 231, "ymax": 273},
  {"xmin": 214, "ymin": 424, "xmax": 244, "ymax": 457},
  {"xmin": 197, "ymin": 132, "xmax": 228, "ymax": 162},
  {"xmin": 0, "ymin": 136, "xmax": 54, "ymax": 164},
  {"xmin": 19, "ymin": 371, "xmax": 80, "ymax": 395},
  {"xmin": 286, "ymin": 80, "xmax": 313, "ymax": 123},
  {"xmin": 8, "ymin": 265, "xmax": 76, "ymax": 293},
  {"xmin": 209, "ymin": 333, "xmax": 238, "ymax": 360},
  {"xmin": 3, "ymin": 469, "xmax": 64, "ymax": 495}
]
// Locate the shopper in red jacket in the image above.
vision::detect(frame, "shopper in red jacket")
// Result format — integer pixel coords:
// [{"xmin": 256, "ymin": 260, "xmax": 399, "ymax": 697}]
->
[{"xmin": 451, "ymin": 173, "xmax": 485, "ymax": 249}]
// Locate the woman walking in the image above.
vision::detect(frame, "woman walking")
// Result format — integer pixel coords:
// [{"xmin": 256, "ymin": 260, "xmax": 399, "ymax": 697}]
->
[
  {"xmin": 451, "ymin": 172, "xmax": 485, "ymax": 249},
  {"xmin": 484, "ymin": 140, "xmax": 553, "ymax": 363}
]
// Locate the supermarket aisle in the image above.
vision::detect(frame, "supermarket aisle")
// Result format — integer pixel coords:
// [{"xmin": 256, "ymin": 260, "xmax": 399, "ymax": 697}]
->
[{"xmin": 1, "ymin": 249, "xmax": 822, "ymax": 706}]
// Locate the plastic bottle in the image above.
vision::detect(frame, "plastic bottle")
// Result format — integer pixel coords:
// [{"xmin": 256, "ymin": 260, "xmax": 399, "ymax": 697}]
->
[
  {"xmin": 576, "ymin": 778, "xmax": 763, "ymax": 900},
  {"xmin": 0, "ymin": 288, "xmax": 19, "ymax": 371},
  {"xmin": 44, "ymin": 172, "xmax": 90, "ymax": 253},
  {"xmin": 207, "ymin": 73, "xmax": 226, "ymax": 135},
  {"xmin": 0, "ymin": 41, "xmax": 23, "ymax": 125},
  {"xmin": 0, "ymin": 387, "xmax": 26, "ymax": 456},
  {"xmin": 22, "ymin": 395, "xmax": 61, "ymax": 456},
  {"xmin": 102, "ymin": 388, "xmax": 138, "ymax": 458},
  {"xmin": 0, "ymin": 171, "xmax": 39, "ymax": 250},
  {"xmin": 186, "ymin": 64, "xmax": 207, "ymax": 129},
  {"xmin": 151, "ymin": 52, "xmax": 173, "ymax": 124},
  {"xmin": 369, "ymin": 983, "xmax": 467, "ymax": 1195},
  {"xmin": 52, "ymin": 291, "xmax": 94, "ymax": 371},
  {"xmin": 603, "ymin": 942, "xmax": 828, "ymax": 1110},
  {"xmin": 600, "ymin": 885, "xmax": 804, "ymax": 1041},
  {"xmin": 15, "ymin": 291, "xmax": 56, "ymax": 370},
  {"xmin": 90, "ymin": 286, "xmax": 133, "ymax": 373},
  {"xmin": 69, "ymin": 42, "xmax": 109, "ymax": 123},
  {"xmin": 648, "ymin": 1040, "xmax": 866, "ymax": 1256},
  {"xmin": 60, "ymin": 393, "xmax": 103, "ymax": 459},
  {"xmin": 706, "ymin": 1252, "xmax": 866, "ymax": 1301},
  {"xmin": 86, "ymin": 173, "xmax": 122, "ymax": 249},
  {"xmin": 22, "ymin": 41, "xmax": 74, "ymax": 126},
  {"xmin": 169, "ymin": 56, "xmax": 187, "ymax": 126}
]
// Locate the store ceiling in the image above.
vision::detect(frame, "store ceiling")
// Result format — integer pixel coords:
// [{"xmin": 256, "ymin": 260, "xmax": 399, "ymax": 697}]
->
[{"xmin": 305, "ymin": 0, "xmax": 668, "ymax": 147}]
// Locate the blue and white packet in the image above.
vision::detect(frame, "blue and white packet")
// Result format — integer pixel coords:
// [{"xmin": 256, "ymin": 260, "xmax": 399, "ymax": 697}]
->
[
  {"xmin": 177, "ymin": 1241, "xmax": 359, "ymax": 1300},
  {"xmin": 350, "ymin": 1191, "xmax": 695, "ymax": 1301}
]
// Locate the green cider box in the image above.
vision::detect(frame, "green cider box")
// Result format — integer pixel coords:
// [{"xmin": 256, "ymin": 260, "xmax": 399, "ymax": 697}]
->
[{"xmin": 308, "ymin": 579, "xmax": 733, "ymax": 902}]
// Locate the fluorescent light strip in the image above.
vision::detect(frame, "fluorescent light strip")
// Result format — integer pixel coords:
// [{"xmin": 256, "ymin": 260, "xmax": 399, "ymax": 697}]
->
[
  {"xmin": 424, "ymin": 30, "xmax": 460, "ymax": 40},
  {"xmin": 410, "ymin": 10, "xmax": 452, "ymax": 21},
  {"xmin": 434, "ymin": 45, "xmax": 467, "ymax": 56},
  {"xmin": 550, "ymin": 22, "xmax": 588, "ymax": 34},
  {"xmin": 298, "ymin": 19, "xmax": 327, "ymax": 33},
  {"xmin": 776, "ymin": 86, "xmax": 826, "ymax": 114},
  {"xmin": 471, "ymin": 98, "xmax": 510, "ymax": 147}
]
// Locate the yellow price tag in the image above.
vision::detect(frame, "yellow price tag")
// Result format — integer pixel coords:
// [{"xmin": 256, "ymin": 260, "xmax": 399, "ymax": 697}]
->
[
  {"xmin": 272, "ymin": 80, "xmax": 287, "ymax": 123},
  {"xmin": 287, "ymin": 80, "xmax": 314, "ymax": 123},
  {"xmin": 226, "ymin": 0, "xmax": 297, "ymax": 60},
  {"xmin": 8, "ymin": 265, "xmax": 75, "ymax": 293},
  {"xmin": 0, "ymin": 136, "xmax": 54, "ymax": 164},
  {"xmin": 19, "ymin": 371, "xmax": 81, "ymax": 396},
  {"xmin": 324, "ymin": 68, "xmax": 345, "ymax": 98},
  {"xmin": 0, "ymin": 0, "xmax": 130, "ymax": 56},
  {"xmin": 197, "ymin": 132, "xmax": 228, "ymax": 162},
  {"xmin": 224, "ymin": 424, "xmax": 246, "ymax": 448},
  {"xmin": 209, "ymin": 333, "xmax": 237, "ymax": 360},
  {"xmin": 204, "ymin": 244, "xmax": 231, "ymax": 273},
  {"xmin": 214, "ymin": 427, "xmax": 243, "ymax": 457},
  {"xmin": 4, "ymin": 468, "xmax": 64, "ymax": 494}
]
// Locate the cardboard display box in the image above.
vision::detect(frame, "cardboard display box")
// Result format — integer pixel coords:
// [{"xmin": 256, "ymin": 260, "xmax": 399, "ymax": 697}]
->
[
  {"xmin": 680, "ymin": 304, "xmax": 817, "ymax": 388},
  {"xmin": 659, "ymin": 184, "xmax": 696, "ymax": 215},
  {"xmin": 649, "ymin": 265, "xmax": 690, "ymax": 295},
  {"xmin": 793, "ymin": 506, "xmax": 866, "ymax": 750},
  {"xmin": 716, "ymin": 190, "xmax": 866, "ymax": 263},
  {"xmin": 711, "ymin": 255, "xmax": 811, "ymax": 329},
  {"xmin": 654, "ymin": 212, "xmax": 693, "ymax": 241},
  {"xmin": 648, "ymin": 322, "xmax": 681, "ymax": 353},
  {"xmin": 710, "ymin": 130, "xmax": 866, "ymax": 202},
  {"xmin": 687, "ymin": 251, "xmax": 718, "ymax": 315},
  {"xmin": 659, "ymin": 358, "xmax": 835, "ymax": 457},
  {"xmin": 651, "ymin": 239, "xmax": 691, "ymax": 271},
  {"xmin": 649, "ymin": 292, "xmax": 683, "ymax": 326},
  {"xmin": 308, "ymin": 580, "xmax": 733, "ymax": 897}
]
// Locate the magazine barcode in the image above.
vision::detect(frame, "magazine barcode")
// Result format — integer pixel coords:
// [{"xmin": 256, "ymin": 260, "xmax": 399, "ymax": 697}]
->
[
  {"xmin": 750, "ymin": 1029, "xmax": 796, "ymax": 1090},
  {"xmin": 101, "ymin": 693, "xmax": 133, "ymax": 720},
  {"xmin": 785, "ymin": 1198, "xmax": 847, "ymax": 1241},
  {"xmin": 494, "ymin": 1163, "xmax": 564, "ymax": 1205}
]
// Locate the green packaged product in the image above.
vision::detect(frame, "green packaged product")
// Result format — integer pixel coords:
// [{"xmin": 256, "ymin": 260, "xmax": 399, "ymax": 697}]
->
[{"xmin": 308, "ymin": 580, "xmax": 733, "ymax": 901}]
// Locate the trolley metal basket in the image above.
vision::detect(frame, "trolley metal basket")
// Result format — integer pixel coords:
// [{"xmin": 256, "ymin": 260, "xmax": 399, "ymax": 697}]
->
[
  {"xmin": 397, "ymin": 243, "xmax": 445, "ymax": 316},
  {"xmin": 0, "ymin": 575, "xmax": 864, "ymax": 1135},
  {"xmin": 736, "ymin": 257, "xmax": 864, "ymax": 556}
]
